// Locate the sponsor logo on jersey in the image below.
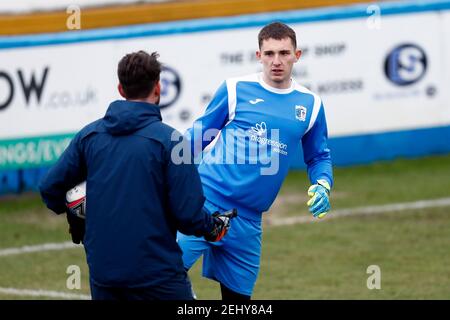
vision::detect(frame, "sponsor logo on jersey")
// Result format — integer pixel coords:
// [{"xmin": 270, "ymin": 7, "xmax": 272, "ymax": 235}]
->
[
  {"xmin": 249, "ymin": 122, "xmax": 288, "ymax": 156},
  {"xmin": 251, "ymin": 122, "xmax": 267, "ymax": 136}
]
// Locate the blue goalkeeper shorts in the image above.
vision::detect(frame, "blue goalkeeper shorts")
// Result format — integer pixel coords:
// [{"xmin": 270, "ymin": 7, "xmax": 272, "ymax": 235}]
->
[{"xmin": 177, "ymin": 200, "xmax": 262, "ymax": 296}]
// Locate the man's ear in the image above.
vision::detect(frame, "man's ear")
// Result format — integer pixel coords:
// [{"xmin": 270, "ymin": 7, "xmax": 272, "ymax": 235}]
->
[
  {"xmin": 256, "ymin": 50, "xmax": 262, "ymax": 62},
  {"xmin": 295, "ymin": 49, "xmax": 302, "ymax": 62},
  {"xmin": 154, "ymin": 81, "xmax": 161, "ymax": 97},
  {"xmin": 152, "ymin": 81, "xmax": 161, "ymax": 105},
  {"xmin": 118, "ymin": 83, "xmax": 127, "ymax": 98}
]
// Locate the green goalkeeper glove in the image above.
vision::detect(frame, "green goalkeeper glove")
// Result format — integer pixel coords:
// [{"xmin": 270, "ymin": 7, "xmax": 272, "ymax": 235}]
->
[{"xmin": 307, "ymin": 179, "xmax": 331, "ymax": 218}]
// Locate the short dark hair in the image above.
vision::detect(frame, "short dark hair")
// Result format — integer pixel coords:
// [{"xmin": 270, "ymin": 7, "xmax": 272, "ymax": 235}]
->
[
  {"xmin": 117, "ymin": 50, "xmax": 161, "ymax": 99},
  {"xmin": 258, "ymin": 22, "xmax": 297, "ymax": 49}
]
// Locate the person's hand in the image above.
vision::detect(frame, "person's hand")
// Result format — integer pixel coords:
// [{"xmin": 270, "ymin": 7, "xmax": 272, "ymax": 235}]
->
[
  {"xmin": 204, "ymin": 208, "xmax": 237, "ymax": 242},
  {"xmin": 307, "ymin": 179, "xmax": 331, "ymax": 218},
  {"xmin": 66, "ymin": 211, "xmax": 85, "ymax": 244}
]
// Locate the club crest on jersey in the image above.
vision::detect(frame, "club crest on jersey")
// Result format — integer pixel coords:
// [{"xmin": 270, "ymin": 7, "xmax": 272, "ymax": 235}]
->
[{"xmin": 295, "ymin": 105, "xmax": 307, "ymax": 122}]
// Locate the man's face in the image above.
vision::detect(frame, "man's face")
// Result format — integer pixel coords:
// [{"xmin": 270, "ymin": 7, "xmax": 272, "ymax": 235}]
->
[{"xmin": 256, "ymin": 37, "xmax": 301, "ymax": 88}]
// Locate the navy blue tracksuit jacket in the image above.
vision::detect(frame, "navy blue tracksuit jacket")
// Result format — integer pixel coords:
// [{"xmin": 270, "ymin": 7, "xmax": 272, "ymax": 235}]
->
[{"xmin": 39, "ymin": 100, "xmax": 213, "ymax": 288}]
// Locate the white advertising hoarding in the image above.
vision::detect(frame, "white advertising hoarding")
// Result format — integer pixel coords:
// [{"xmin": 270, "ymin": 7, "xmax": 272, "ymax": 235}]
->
[{"xmin": 0, "ymin": 9, "xmax": 449, "ymax": 168}]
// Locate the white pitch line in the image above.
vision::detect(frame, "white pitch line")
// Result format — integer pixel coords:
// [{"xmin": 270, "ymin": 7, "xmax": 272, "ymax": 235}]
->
[
  {"xmin": 0, "ymin": 287, "xmax": 90, "ymax": 300},
  {"xmin": 0, "ymin": 198, "xmax": 449, "ymax": 300},
  {"xmin": 0, "ymin": 241, "xmax": 80, "ymax": 257},
  {"xmin": 2, "ymin": 198, "xmax": 450, "ymax": 257},
  {"xmin": 266, "ymin": 197, "xmax": 450, "ymax": 227}
]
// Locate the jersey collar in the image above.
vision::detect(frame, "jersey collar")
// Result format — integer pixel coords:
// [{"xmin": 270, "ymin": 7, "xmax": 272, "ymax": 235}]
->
[{"xmin": 258, "ymin": 73, "xmax": 295, "ymax": 94}]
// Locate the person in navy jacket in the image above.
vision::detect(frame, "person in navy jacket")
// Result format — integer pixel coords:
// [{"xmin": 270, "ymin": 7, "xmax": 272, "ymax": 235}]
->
[{"xmin": 39, "ymin": 50, "xmax": 231, "ymax": 300}]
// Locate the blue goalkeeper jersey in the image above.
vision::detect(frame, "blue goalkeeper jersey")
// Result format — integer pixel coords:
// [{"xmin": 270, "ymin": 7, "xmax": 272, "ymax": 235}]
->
[{"xmin": 186, "ymin": 73, "xmax": 333, "ymax": 220}]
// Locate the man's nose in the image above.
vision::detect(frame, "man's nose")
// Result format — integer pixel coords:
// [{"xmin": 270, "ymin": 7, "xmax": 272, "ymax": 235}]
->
[{"xmin": 273, "ymin": 54, "xmax": 281, "ymax": 65}]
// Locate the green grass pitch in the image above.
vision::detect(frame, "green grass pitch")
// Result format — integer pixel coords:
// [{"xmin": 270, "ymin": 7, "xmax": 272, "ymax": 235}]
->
[{"xmin": 1, "ymin": 154, "xmax": 449, "ymax": 299}]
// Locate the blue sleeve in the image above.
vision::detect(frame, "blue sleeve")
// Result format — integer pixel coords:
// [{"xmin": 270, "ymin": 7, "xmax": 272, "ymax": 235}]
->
[
  {"xmin": 38, "ymin": 133, "xmax": 87, "ymax": 214},
  {"xmin": 185, "ymin": 81, "xmax": 229, "ymax": 157},
  {"xmin": 302, "ymin": 103, "xmax": 334, "ymax": 188},
  {"xmin": 165, "ymin": 135, "xmax": 213, "ymax": 236}
]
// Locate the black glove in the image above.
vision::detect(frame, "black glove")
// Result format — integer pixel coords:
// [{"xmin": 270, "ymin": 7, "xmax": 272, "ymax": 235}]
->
[
  {"xmin": 66, "ymin": 211, "xmax": 85, "ymax": 244},
  {"xmin": 204, "ymin": 208, "xmax": 238, "ymax": 242}
]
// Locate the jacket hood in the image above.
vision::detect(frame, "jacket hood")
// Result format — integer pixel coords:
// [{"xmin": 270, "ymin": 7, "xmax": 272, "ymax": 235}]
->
[{"xmin": 103, "ymin": 100, "xmax": 162, "ymax": 135}]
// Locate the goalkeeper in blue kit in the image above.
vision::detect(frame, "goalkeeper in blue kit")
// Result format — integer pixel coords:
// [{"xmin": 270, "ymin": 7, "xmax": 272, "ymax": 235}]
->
[{"xmin": 178, "ymin": 22, "xmax": 333, "ymax": 300}]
